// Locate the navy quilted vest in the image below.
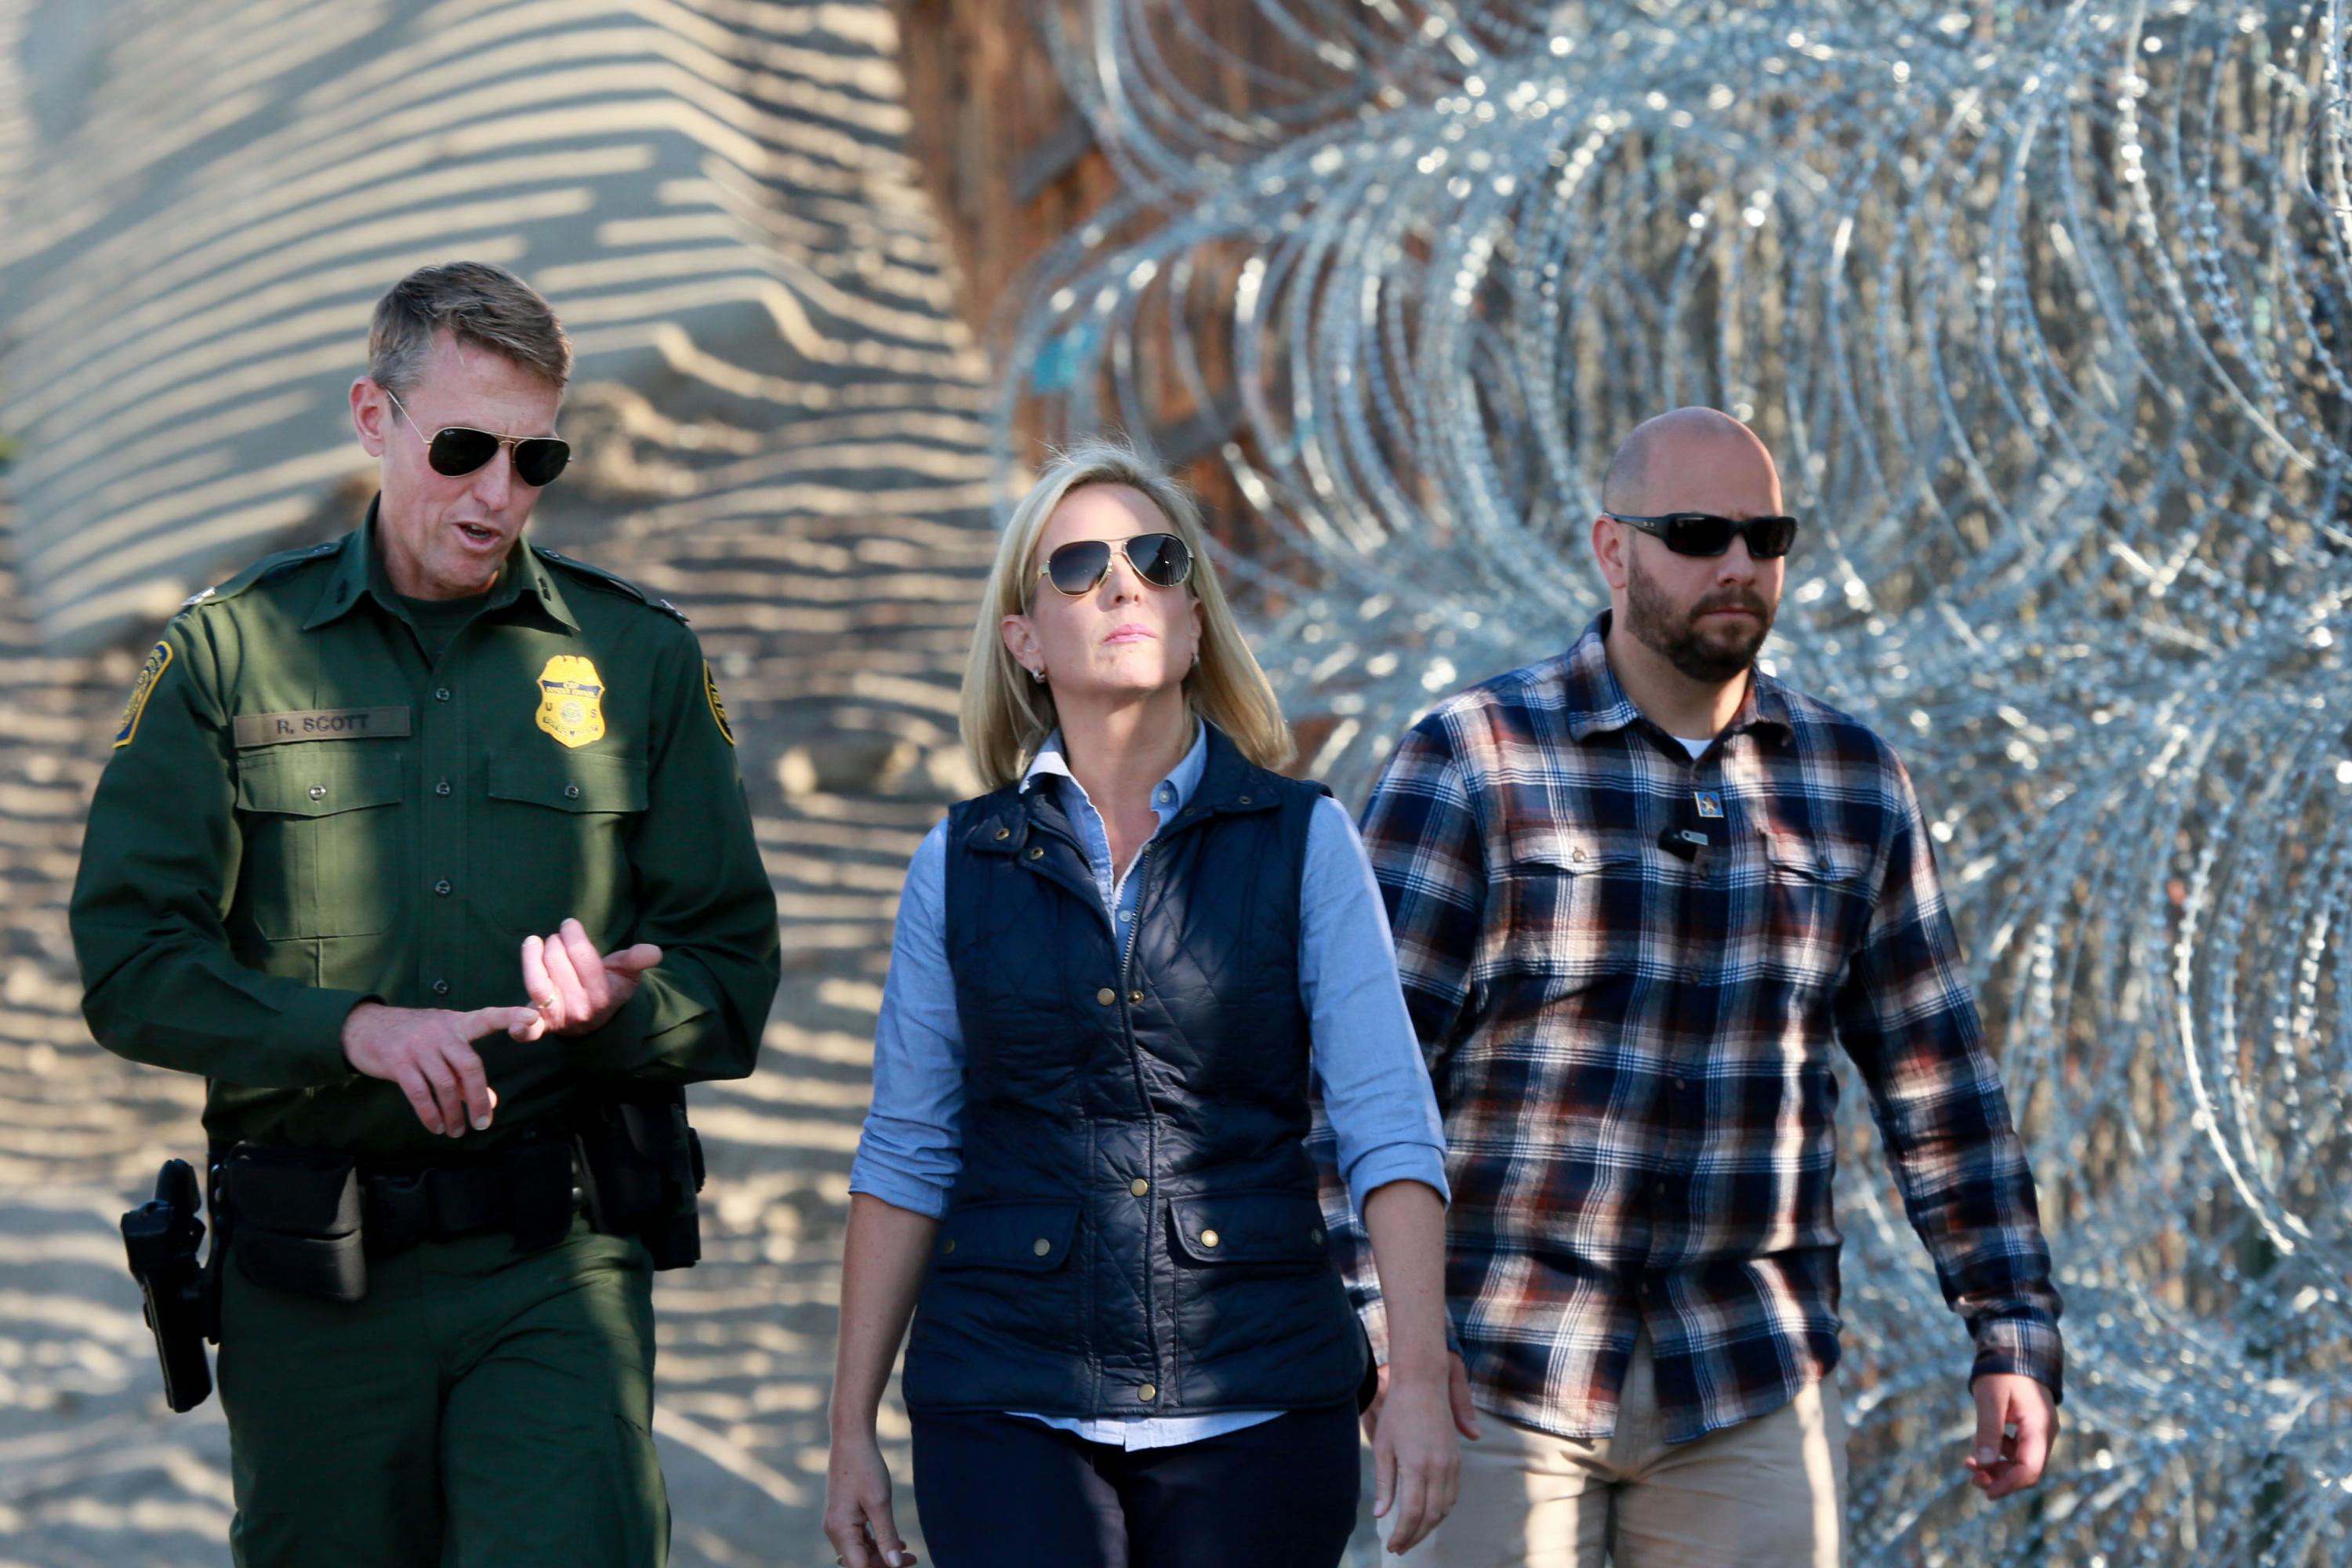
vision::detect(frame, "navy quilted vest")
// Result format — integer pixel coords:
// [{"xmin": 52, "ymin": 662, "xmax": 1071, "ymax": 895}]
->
[{"xmin": 901, "ymin": 725, "xmax": 1366, "ymax": 1416}]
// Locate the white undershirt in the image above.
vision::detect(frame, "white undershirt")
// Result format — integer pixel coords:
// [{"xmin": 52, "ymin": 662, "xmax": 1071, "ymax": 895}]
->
[{"xmin": 1673, "ymin": 735, "xmax": 1712, "ymax": 760}]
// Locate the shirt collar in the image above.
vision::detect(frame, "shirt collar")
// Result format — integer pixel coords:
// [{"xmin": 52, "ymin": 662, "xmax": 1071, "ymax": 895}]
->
[
  {"xmin": 303, "ymin": 495, "xmax": 579, "ymax": 633},
  {"xmin": 1561, "ymin": 608, "xmax": 1795, "ymax": 745},
  {"xmin": 1020, "ymin": 717, "xmax": 1210, "ymax": 815}
]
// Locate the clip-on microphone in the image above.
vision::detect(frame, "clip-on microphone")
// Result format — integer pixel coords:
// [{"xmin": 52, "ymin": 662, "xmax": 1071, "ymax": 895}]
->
[{"xmin": 1658, "ymin": 826, "xmax": 1709, "ymax": 862}]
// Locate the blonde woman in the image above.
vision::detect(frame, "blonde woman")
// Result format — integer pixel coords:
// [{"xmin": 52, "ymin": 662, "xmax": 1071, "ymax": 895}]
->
[{"xmin": 822, "ymin": 442, "xmax": 1468, "ymax": 1566}]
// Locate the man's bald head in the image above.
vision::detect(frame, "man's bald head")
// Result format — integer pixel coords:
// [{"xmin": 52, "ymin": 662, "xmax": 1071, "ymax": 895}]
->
[
  {"xmin": 1600, "ymin": 407, "xmax": 1781, "ymax": 518},
  {"xmin": 1592, "ymin": 407, "xmax": 1788, "ymax": 686}
]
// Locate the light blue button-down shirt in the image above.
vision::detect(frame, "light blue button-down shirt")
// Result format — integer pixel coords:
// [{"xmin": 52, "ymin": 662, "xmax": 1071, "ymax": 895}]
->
[{"xmin": 851, "ymin": 722, "xmax": 1449, "ymax": 1449}]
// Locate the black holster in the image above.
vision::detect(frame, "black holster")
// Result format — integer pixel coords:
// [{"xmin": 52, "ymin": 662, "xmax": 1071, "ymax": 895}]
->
[
  {"xmin": 120, "ymin": 1159, "xmax": 216, "ymax": 1413},
  {"xmin": 573, "ymin": 1087, "xmax": 706, "ymax": 1269}
]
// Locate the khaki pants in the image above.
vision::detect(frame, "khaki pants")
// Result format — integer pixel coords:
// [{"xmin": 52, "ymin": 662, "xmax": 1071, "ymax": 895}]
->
[{"xmin": 1411, "ymin": 1334, "xmax": 1846, "ymax": 1568}]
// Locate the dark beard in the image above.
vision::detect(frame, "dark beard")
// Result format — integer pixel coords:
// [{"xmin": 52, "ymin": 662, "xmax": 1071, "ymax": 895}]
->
[{"xmin": 1624, "ymin": 551, "xmax": 1775, "ymax": 682}]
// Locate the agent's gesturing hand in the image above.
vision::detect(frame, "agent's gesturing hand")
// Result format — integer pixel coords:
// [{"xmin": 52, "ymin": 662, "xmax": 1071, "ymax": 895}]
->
[
  {"xmin": 341, "ymin": 1001, "xmax": 542, "ymax": 1136},
  {"xmin": 515, "ymin": 917, "xmax": 662, "ymax": 1038}
]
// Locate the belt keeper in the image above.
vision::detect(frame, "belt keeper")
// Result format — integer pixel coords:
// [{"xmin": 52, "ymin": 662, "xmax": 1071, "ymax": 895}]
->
[{"xmin": 364, "ymin": 1171, "xmax": 433, "ymax": 1257}]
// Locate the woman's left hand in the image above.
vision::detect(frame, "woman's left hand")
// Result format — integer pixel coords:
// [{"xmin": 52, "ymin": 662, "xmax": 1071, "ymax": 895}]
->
[{"xmin": 1371, "ymin": 1365, "xmax": 1462, "ymax": 1555}]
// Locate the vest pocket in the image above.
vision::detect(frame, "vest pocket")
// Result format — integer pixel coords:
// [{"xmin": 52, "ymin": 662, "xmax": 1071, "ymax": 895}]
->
[
  {"xmin": 933, "ymin": 1200, "xmax": 1080, "ymax": 1272},
  {"xmin": 1167, "ymin": 1189, "xmax": 1362, "ymax": 1408},
  {"xmin": 1167, "ymin": 1191, "xmax": 1331, "ymax": 1267}
]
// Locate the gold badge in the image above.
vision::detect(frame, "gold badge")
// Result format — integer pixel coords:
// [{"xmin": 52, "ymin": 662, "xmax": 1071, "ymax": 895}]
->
[
  {"xmin": 113, "ymin": 641, "xmax": 173, "ymax": 749},
  {"xmin": 703, "ymin": 662, "xmax": 735, "ymax": 746},
  {"xmin": 534, "ymin": 655, "xmax": 607, "ymax": 749}
]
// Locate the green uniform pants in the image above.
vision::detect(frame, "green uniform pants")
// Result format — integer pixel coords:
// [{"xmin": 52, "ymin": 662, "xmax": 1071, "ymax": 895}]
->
[{"xmin": 217, "ymin": 1215, "xmax": 667, "ymax": 1567}]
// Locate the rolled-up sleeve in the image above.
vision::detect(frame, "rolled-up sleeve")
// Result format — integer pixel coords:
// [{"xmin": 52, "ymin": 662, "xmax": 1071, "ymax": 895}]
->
[
  {"xmin": 1302, "ymin": 794, "xmax": 1454, "ymax": 1365},
  {"xmin": 1302, "ymin": 797, "xmax": 1450, "ymax": 1210},
  {"xmin": 848, "ymin": 821, "xmax": 967, "ymax": 1218}
]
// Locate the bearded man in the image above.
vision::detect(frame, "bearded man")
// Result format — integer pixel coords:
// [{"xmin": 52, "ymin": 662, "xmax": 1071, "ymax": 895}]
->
[{"xmin": 1338, "ymin": 407, "xmax": 2062, "ymax": 1566}]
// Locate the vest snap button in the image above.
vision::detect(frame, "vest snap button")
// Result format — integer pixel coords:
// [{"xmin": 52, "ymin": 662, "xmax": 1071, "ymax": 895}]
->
[
  {"xmin": 995, "ymin": 828, "xmax": 1011, "ymax": 840},
  {"xmin": 1028, "ymin": 846, "xmax": 1045, "ymax": 860},
  {"xmin": 1033, "ymin": 1237, "xmax": 1051, "ymax": 1256},
  {"xmin": 1128, "ymin": 989, "xmax": 1142, "ymax": 1004},
  {"xmin": 1130, "ymin": 1178, "xmax": 1150, "ymax": 1196},
  {"xmin": 1309, "ymin": 1229, "xmax": 1324, "ymax": 1245},
  {"xmin": 1138, "ymin": 1383, "xmax": 1157, "ymax": 1401},
  {"xmin": 308, "ymin": 784, "xmax": 326, "ymax": 801},
  {"xmin": 1097, "ymin": 987, "xmax": 1116, "ymax": 1005},
  {"xmin": 1200, "ymin": 1229, "xmax": 1220, "ymax": 1249},
  {"xmin": 942, "ymin": 1238, "xmax": 956, "ymax": 1255},
  {"xmin": 1238, "ymin": 794, "xmax": 1251, "ymax": 805}
]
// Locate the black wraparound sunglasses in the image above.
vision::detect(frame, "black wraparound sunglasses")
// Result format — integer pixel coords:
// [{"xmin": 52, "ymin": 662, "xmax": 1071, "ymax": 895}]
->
[
  {"xmin": 1036, "ymin": 532, "xmax": 1195, "ymax": 597},
  {"xmin": 1604, "ymin": 511, "xmax": 1799, "ymax": 559},
  {"xmin": 387, "ymin": 390, "xmax": 572, "ymax": 488}
]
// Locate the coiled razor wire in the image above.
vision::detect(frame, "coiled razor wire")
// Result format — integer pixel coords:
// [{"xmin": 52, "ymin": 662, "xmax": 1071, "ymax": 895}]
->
[{"xmin": 993, "ymin": 2, "xmax": 2352, "ymax": 1562}]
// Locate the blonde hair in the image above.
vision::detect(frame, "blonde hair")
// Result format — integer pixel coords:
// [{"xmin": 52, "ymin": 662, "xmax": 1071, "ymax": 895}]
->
[{"xmin": 961, "ymin": 440, "xmax": 1292, "ymax": 791}]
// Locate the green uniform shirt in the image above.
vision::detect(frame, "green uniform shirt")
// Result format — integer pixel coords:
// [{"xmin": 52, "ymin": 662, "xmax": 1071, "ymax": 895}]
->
[{"xmin": 71, "ymin": 503, "xmax": 781, "ymax": 1157}]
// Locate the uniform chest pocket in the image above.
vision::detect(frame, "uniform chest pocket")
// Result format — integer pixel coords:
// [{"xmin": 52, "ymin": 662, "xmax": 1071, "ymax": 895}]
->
[
  {"xmin": 1759, "ymin": 829, "xmax": 1871, "ymax": 987},
  {"xmin": 1499, "ymin": 825, "xmax": 1646, "ymax": 980},
  {"xmin": 481, "ymin": 750, "xmax": 648, "ymax": 935},
  {"xmin": 235, "ymin": 747, "xmax": 407, "ymax": 939}
]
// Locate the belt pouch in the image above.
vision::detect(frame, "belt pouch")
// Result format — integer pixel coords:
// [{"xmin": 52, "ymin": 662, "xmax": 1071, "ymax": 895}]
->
[
  {"xmin": 223, "ymin": 1146, "xmax": 367, "ymax": 1302},
  {"xmin": 573, "ymin": 1116, "xmax": 663, "ymax": 1233},
  {"xmin": 505, "ymin": 1138, "xmax": 578, "ymax": 1253}
]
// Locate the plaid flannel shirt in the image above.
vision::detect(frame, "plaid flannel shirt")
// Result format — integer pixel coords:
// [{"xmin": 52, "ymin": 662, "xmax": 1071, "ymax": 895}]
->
[{"xmin": 1322, "ymin": 612, "xmax": 2061, "ymax": 1443}]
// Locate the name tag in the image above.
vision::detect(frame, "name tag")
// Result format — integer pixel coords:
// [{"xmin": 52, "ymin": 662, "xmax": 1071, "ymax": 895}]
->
[{"xmin": 232, "ymin": 707, "xmax": 412, "ymax": 747}]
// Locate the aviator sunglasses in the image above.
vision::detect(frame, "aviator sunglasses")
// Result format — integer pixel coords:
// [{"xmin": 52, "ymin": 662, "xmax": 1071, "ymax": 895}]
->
[
  {"xmin": 385, "ymin": 390, "xmax": 572, "ymax": 488},
  {"xmin": 1603, "ymin": 511, "xmax": 1800, "ymax": 559},
  {"xmin": 1035, "ymin": 532, "xmax": 1196, "ymax": 597}
]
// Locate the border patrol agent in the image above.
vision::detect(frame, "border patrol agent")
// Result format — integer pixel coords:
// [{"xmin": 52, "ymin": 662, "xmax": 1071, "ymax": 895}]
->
[{"xmin": 71, "ymin": 262, "xmax": 781, "ymax": 1567}]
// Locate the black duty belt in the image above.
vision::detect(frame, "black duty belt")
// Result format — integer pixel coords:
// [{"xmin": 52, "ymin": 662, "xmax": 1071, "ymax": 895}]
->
[
  {"xmin": 207, "ymin": 1090, "xmax": 704, "ymax": 1308},
  {"xmin": 211, "ymin": 1134, "xmax": 580, "ymax": 1266},
  {"xmin": 357, "ymin": 1137, "xmax": 579, "ymax": 1256}
]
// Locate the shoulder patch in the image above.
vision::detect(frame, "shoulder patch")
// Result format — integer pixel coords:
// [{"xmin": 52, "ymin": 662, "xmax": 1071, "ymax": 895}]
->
[
  {"xmin": 529, "ymin": 543, "xmax": 688, "ymax": 622},
  {"xmin": 113, "ymin": 641, "xmax": 173, "ymax": 748},
  {"xmin": 703, "ymin": 661, "xmax": 735, "ymax": 746}
]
